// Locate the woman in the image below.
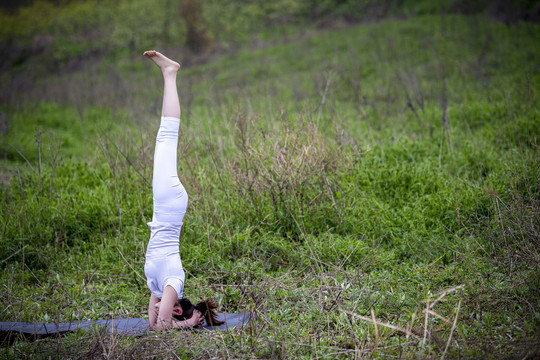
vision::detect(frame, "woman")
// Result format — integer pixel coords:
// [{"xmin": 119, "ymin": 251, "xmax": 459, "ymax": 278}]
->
[{"xmin": 143, "ymin": 50, "xmax": 223, "ymax": 330}]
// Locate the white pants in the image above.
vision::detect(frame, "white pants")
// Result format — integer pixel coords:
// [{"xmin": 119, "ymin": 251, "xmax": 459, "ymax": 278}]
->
[
  {"xmin": 144, "ymin": 116, "xmax": 188, "ymax": 300},
  {"xmin": 152, "ymin": 116, "xmax": 188, "ymax": 224}
]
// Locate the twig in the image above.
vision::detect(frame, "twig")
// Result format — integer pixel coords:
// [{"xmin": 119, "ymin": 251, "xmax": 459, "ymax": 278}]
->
[
  {"xmin": 423, "ymin": 309, "xmax": 467, "ymax": 343},
  {"xmin": 0, "ymin": 304, "xmax": 11, "ymax": 317},
  {"xmin": 266, "ymin": 338, "xmax": 414, "ymax": 354},
  {"xmin": 441, "ymin": 300, "xmax": 462, "ymax": 360},
  {"xmin": 99, "ymin": 130, "xmax": 150, "ymax": 187},
  {"xmin": 423, "ymin": 299, "xmax": 429, "ymax": 346},
  {"xmin": 339, "ymin": 307, "xmax": 421, "ymax": 340},
  {"xmin": 428, "ymin": 285, "xmax": 464, "ymax": 309},
  {"xmin": 423, "ymin": 309, "xmax": 452, "ymax": 325},
  {"xmin": 320, "ymin": 167, "xmax": 343, "ymax": 223},
  {"xmin": 317, "ymin": 73, "xmax": 332, "ymax": 127},
  {"xmin": 95, "ymin": 328, "xmax": 110, "ymax": 360},
  {"xmin": 208, "ymin": 141, "xmax": 238, "ymax": 226},
  {"xmin": 1, "ymin": 245, "xmax": 28, "ymax": 264},
  {"xmin": 116, "ymin": 247, "xmax": 146, "ymax": 283},
  {"xmin": 371, "ymin": 308, "xmax": 379, "ymax": 351},
  {"xmin": 407, "ymin": 310, "xmax": 417, "ymax": 340},
  {"xmin": 10, "ymin": 144, "xmax": 36, "ymax": 174},
  {"xmin": 393, "ymin": 70, "xmax": 424, "ymax": 127},
  {"xmin": 156, "ymin": 335, "xmax": 181, "ymax": 360}
]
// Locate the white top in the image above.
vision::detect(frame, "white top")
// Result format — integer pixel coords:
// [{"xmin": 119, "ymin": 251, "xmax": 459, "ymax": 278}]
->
[{"xmin": 144, "ymin": 221, "xmax": 185, "ymax": 299}]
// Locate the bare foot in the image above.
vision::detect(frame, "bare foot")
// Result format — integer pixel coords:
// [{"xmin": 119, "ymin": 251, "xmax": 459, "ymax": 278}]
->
[{"xmin": 143, "ymin": 50, "xmax": 180, "ymax": 75}]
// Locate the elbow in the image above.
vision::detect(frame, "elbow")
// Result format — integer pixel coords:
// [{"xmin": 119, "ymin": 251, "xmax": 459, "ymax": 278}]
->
[
  {"xmin": 150, "ymin": 322, "xmax": 168, "ymax": 331},
  {"xmin": 149, "ymin": 319, "xmax": 172, "ymax": 331},
  {"xmin": 149, "ymin": 319, "xmax": 161, "ymax": 331}
]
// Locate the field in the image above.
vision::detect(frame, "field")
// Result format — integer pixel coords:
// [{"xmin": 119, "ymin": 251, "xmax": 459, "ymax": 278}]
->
[{"xmin": 0, "ymin": 2, "xmax": 539, "ymax": 358}]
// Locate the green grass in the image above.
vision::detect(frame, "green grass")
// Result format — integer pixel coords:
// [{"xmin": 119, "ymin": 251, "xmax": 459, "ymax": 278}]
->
[{"xmin": 0, "ymin": 13, "xmax": 539, "ymax": 359}]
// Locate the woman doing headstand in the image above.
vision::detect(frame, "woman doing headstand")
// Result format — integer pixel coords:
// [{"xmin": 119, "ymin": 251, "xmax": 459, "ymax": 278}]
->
[{"xmin": 143, "ymin": 50, "xmax": 223, "ymax": 330}]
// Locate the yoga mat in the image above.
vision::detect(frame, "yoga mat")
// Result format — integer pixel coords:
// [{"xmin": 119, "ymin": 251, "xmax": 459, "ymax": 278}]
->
[{"xmin": 0, "ymin": 312, "xmax": 254, "ymax": 342}]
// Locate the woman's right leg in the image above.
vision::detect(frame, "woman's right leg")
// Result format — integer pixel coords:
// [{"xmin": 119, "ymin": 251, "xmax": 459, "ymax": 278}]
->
[
  {"xmin": 144, "ymin": 50, "xmax": 181, "ymax": 119},
  {"xmin": 144, "ymin": 51, "xmax": 187, "ymax": 224}
]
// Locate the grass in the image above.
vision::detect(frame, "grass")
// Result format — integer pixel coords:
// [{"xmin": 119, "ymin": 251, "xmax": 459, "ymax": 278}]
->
[{"xmin": 0, "ymin": 12, "xmax": 539, "ymax": 359}]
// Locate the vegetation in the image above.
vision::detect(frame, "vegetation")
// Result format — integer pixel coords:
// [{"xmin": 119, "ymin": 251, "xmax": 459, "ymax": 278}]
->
[{"xmin": 1, "ymin": 0, "xmax": 539, "ymax": 358}]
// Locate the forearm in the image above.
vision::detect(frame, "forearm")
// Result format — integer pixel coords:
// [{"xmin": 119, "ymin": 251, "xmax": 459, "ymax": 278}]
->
[
  {"xmin": 150, "ymin": 317, "xmax": 192, "ymax": 331},
  {"xmin": 171, "ymin": 318, "xmax": 192, "ymax": 329},
  {"xmin": 148, "ymin": 294, "xmax": 161, "ymax": 329}
]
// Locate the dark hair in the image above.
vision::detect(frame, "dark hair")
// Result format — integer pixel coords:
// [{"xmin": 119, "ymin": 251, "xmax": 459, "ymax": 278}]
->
[{"xmin": 173, "ymin": 298, "xmax": 224, "ymax": 326}]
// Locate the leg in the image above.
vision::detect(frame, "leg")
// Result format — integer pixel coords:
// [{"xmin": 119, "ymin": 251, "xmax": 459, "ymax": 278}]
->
[
  {"xmin": 144, "ymin": 51, "xmax": 188, "ymax": 224},
  {"xmin": 144, "ymin": 50, "xmax": 181, "ymax": 118}
]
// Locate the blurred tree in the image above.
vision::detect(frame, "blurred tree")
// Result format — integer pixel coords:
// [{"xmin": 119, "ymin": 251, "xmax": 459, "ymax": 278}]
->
[
  {"xmin": 0, "ymin": 0, "xmax": 33, "ymax": 10},
  {"xmin": 179, "ymin": 0, "xmax": 213, "ymax": 53},
  {"xmin": 0, "ymin": 0, "xmax": 78, "ymax": 10}
]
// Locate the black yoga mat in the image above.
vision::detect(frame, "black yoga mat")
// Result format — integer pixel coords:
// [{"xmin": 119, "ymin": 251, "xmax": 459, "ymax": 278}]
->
[{"xmin": 0, "ymin": 312, "xmax": 254, "ymax": 342}]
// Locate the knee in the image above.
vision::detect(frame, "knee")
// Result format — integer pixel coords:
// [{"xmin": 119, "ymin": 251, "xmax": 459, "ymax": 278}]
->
[
  {"xmin": 154, "ymin": 185, "xmax": 188, "ymax": 210},
  {"xmin": 153, "ymin": 176, "xmax": 181, "ymax": 198}
]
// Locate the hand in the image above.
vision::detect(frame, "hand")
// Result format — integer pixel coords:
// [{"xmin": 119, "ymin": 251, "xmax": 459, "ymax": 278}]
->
[{"xmin": 185, "ymin": 310, "xmax": 204, "ymax": 327}]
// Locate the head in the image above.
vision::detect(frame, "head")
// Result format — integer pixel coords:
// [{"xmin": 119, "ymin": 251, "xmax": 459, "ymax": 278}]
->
[
  {"xmin": 172, "ymin": 298, "xmax": 195, "ymax": 320},
  {"xmin": 172, "ymin": 298, "xmax": 224, "ymax": 326}
]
